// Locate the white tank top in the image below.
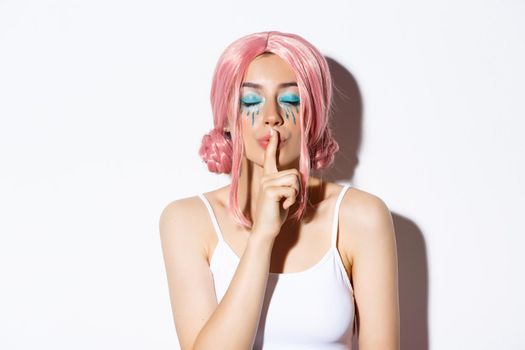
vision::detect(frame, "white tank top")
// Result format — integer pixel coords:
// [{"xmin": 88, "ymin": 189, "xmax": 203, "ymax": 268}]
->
[{"xmin": 198, "ymin": 184, "xmax": 355, "ymax": 349}]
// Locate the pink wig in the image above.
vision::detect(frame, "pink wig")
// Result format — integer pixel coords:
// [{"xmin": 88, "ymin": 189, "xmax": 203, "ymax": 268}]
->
[{"xmin": 198, "ymin": 31, "xmax": 339, "ymax": 229}]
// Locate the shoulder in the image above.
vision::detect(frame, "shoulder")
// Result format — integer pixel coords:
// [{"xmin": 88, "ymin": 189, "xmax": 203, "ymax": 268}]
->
[
  {"xmin": 159, "ymin": 195, "xmax": 207, "ymax": 231},
  {"xmin": 160, "ymin": 184, "xmax": 229, "ymax": 226},
  {"xmin": 159, "ymin": 188, "xmax": 228, "ymax": 259},
  {"xmin": 338, "ymin": 185, "xmax": 395, "ymax": 263},
  {"xmin": 159, "ymin": 195, "xmax": 211, "ymax": 258},
  {"xmin": 340, "ymin": 186, "xmax": 393, "ymax": 228}
]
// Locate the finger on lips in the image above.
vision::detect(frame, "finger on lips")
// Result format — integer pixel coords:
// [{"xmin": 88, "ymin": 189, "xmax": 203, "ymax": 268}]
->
[
  {"xmin": 263, "ymin": 128, "xmax": 279, "ymax": 175},
  {"xmin": 262, "ymin": 128, "xmax": 301, "ymax": 207}
]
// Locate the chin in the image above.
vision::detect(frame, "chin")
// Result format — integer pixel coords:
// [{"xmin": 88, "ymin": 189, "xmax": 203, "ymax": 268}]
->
[{"xmin": 269, "ymin": 156, "xmax": 301, "ymax": 170}]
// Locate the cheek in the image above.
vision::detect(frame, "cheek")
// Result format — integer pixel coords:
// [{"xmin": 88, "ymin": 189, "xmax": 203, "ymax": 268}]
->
[
  {"xmin": 240, "ymin": 111, "xmax": 252, "ymax": 129},
  {"xmin": 278, "ymin": 102, "xmax": 301, "ymax": 126},
  {"xmin": 239, "ymin": 105, "xmax": 262, "ymax": 127},
  {"xmin": 240, "ymin": 117, "xmax": 258, "ymax": 152},
  {"xmin": 290, "ymin": 131, "xmax": 302, "ymax": 153},
  {"xmin": 240, "ymin": 115, "xmax": 255, "ymax": 139}
]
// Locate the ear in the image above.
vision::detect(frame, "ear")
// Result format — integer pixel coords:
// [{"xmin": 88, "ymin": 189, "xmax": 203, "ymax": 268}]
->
[
  {"xmin": 223, "ymin": 122, "xmax": 231, "ymax": 139},
  {"xmin": 223, "ymin": 120, "xmax": 232, "ymax": 133}
]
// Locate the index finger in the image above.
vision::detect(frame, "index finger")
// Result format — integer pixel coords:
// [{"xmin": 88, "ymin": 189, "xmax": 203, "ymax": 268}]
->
[{"xmin": 263, "ymin": 128, "xmax": 279, "ymax": 175}]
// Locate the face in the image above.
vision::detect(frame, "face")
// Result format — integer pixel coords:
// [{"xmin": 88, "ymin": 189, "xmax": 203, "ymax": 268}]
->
[{"xmin": 238, "ymin": 53, "xmax": 302, "ymax": 169}]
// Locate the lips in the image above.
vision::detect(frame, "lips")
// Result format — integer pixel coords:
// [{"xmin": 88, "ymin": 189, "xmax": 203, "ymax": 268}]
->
[{"xmin": 257, "ymin": 133, "xmax": 287, "ymax": 150}]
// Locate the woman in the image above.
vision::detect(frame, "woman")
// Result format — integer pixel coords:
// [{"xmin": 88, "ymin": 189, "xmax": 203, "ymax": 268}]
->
[{"xmin": 160, "ymin": 31, "xmax": 400, "ymax": 350}]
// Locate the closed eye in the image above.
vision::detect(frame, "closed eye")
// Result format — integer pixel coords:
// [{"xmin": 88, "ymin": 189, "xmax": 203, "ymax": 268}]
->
[
  {"xmin": 240, "ymin": 94, "xmax": 263, "ymax": 108},
  {"xmin": 241, "ymin": 101, "xmax": 261, "ymax": 107},
  {"xmin": 279, "ymin": 94, "xmax": 300, "ymax": 106},
  {"xmin": 280, "ymin": 100, "xmax": 300, "ymax": 106}
]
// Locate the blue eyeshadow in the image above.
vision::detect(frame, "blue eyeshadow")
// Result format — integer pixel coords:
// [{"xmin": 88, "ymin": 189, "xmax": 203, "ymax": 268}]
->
[
  {"xmin": 241, "ymin": 94, "xmax": 263, "ymax": 104},
  {"xmin": 279, "ymin": 94, "xmax": 300, "ymax": 104}
]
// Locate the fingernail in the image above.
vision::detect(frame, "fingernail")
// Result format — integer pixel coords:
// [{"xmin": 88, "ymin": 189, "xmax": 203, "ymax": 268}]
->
[{"xmin": 270, "ymin": 128, "xmax": 274, "ymax": 136}]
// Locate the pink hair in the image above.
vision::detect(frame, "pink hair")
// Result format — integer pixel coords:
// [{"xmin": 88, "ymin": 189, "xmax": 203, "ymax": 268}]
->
[{"xmin": 198, "ymin": 31, "xmax": 339, "ymax": 229}]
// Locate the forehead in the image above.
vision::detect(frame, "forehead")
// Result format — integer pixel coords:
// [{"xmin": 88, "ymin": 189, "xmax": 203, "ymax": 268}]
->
[{"xmin": 242, "ymin": 53, "xmax": 297, "ymax": 85}]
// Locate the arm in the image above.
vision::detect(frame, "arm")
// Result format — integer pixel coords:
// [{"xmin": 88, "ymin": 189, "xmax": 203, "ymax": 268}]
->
[
  {"xmin": 159, "ymin": 199, "xmax": 275, "ymax": 350},
  {"xmin": 342, "ymin": 193, "xmax": 400, "ymax": 350}
]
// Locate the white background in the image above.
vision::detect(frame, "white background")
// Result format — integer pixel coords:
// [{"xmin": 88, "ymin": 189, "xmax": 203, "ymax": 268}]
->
[{"xmin": 1, "ymin": 1, "xmax": 524, "ymax": 349}]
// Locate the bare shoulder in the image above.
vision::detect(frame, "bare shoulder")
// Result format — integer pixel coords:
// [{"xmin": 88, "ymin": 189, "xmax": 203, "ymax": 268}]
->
[
  {"xmin": 159, "ymin": 195, "xmax": 211, "ymax": 259},
  {"xmin": 338, "ymin": 186, "xmax": 395, "ymax": 264},
  {"xmin": 158, "ymin": 194, "xmax": 223, "ymax": 349},
  {"xmin": 338, "ymin": 186, "xmax": 400, "ymax": 346},
  {"xmin": 340, "ymin": 186, "xmax": 393, "ymax": 228},
  {"xmin": 160, "ymin": 195, "xmax": 205, "ymax": 222},
  {"xmin": 160, "ymin": 195, "xmax": 207, "ymax": 233}
]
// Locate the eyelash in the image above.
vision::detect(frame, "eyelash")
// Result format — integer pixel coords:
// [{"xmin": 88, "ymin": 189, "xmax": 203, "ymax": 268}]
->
[
  {"xmin": 240, "ymin": 99, "xmax": 300, "ymax": 107},
  {"xmin": 241, "ymin": 101, "xmax": 261, "ymax": 107},
  {"xmin": 279, "ymin": 100, "xmax": 300, "ymax": 106}
]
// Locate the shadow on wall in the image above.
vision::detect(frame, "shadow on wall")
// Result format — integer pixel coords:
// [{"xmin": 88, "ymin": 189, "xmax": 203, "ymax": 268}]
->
[{"xmin": 318, "ymin": 57, "xmax": 429, "ymax": 350}]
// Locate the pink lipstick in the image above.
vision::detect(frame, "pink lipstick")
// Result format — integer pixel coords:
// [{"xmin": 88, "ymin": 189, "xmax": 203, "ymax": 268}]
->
[{"xmin": 257, "ymin": 132, "xmax": 287, "ymax": 150}]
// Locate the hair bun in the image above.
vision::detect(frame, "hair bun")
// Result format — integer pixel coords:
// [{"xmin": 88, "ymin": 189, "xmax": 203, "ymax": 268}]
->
[{"xmin": 198, "ymin": 128, "xmax": 233, "ymax": 174}]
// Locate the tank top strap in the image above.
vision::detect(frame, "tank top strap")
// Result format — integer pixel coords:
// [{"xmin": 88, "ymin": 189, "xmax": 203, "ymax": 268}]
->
[
  {"xmin": 330, "ymin": 184, "xmax": 352, "ymax": 248},
  {"xmin": 198, "ymin": 193, "xmax": 225, "ymax": 242}
]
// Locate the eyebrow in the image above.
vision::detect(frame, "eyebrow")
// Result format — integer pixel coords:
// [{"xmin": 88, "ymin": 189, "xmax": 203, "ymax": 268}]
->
[{"xmin": 241, "ymin": 82, "xmax": 298, "ymax": 89}]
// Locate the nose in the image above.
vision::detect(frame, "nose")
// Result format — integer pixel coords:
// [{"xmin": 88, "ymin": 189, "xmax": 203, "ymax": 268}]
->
[{"xmin": 262, "ymin": 99, "xmax": 284, "ymax": 127}]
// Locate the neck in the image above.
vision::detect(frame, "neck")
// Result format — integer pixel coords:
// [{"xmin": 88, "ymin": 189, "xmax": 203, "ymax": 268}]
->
[{"xmin": 236, "ymin": 157, "xmax": 323, "ymax": 223}]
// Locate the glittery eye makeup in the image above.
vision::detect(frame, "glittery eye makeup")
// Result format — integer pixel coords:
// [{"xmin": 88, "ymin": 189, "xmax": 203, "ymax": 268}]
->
[
  {"xmin": 241, "ymin": 94, "xmax": 263, "ymax": 105},
  {"xmin": 278, "ymin": 94, "xmax": 300, "ymax": 105},
  {"xmin": 278, "ymin": 93, "xmax": 300, "ymax": 125},
  {"xmin": 240, "ymin": 91, "xmax": 301, "ymax": 126},
  {"xmin": 240, "ymin": 93, "xmax": 265, "ymax": 126}
]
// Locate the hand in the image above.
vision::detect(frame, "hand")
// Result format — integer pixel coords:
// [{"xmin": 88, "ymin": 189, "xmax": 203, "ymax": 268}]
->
[{"xmin": 251, "ymin": 128, "xmax": 302, "ymax": 240}]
